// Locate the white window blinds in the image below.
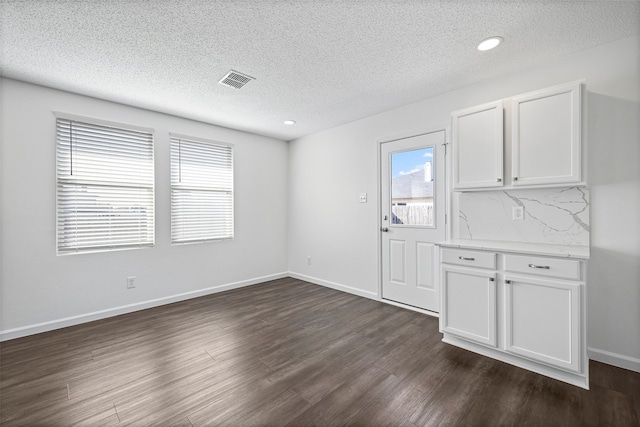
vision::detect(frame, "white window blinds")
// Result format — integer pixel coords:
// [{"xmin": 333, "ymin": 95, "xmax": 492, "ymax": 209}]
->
[
  {"xmin": 56, "ymin": 116, "xmax": 155, "ymax": 253},
  {"xmin": 170, "ymin": 136, "xmax": 234, "ymax": 243}
]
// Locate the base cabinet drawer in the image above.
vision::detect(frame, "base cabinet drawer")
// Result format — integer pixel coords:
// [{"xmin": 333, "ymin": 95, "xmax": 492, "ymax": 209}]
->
[
  {"xmin": 441, "ymin": 248, "xmax": 497, "ymax": 269},
  {"xmin": 504, "ymin": 254, "xmax": 581, "ymax": 280},
  {"xmin": 504, "ymin": 275, "xmax": 581, "ymax": 373},
  {"xmin": 441, "ymin": 266, "xmax": 497, "ymax": 347}
]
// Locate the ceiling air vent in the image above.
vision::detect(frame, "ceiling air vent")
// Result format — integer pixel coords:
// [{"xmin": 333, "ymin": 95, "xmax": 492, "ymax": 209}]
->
[{"xmin": 219, "ymin": 70, "xmax": 255, "ymax": 89}]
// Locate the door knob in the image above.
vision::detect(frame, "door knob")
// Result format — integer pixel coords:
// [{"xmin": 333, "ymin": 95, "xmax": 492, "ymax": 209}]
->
[{"xmin": 380, "ymin": 227, "xmax": 389, "ymax": 232}]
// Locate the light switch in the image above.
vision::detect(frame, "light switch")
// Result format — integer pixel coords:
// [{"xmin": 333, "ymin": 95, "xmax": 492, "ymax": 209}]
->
[{"xmin": 359, "ymin": 193, "xmax": 367, "ymax": 203}]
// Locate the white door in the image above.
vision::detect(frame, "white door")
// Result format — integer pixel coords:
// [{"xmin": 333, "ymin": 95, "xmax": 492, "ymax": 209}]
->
[{"xmin": 380, "ymin": 130, "xmax": 446, "ymax": 312}]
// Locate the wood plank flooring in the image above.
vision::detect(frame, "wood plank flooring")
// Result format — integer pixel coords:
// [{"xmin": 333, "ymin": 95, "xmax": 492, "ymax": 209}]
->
[{"xmin": 1, "ymin": 277, "xmax": 639, "ymax": 426}]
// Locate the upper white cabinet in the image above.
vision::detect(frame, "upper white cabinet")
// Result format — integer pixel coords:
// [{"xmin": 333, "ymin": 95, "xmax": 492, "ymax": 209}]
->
[
  {"xmin": 451, "ymin": 81, "xmax": 584, "ymax": 191},
  {"xmin": 451, "ymin": 101, "xmax": 504, "ymax": 190},
  {"xmin": 512, "ymin": 82, "xmax": 583, "ymax": 186}
]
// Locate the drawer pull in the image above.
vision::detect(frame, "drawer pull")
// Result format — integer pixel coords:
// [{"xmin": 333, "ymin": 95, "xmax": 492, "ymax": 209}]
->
[
  {"xmin": 528, "ymin": 264, "xmax": 550, "ymax": 269},
  {"xmin": 458, "ymin": 256, "xmax": 475, "ymax": 261}
]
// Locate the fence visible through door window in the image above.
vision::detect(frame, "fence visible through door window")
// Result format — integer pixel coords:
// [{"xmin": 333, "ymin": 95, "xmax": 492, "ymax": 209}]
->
[{"xmin": 390, "ymin": 147, "xmax": 435, "ymax": 227}]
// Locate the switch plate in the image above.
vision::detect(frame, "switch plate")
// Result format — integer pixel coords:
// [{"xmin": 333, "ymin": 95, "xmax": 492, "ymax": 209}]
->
[
  {"xmin": 359, "ymin": 193, "xmax": 367, "ymax": 203},
  {"xmin": 512, "ymin": 206, "xmax": 524, "ymax": 221}
]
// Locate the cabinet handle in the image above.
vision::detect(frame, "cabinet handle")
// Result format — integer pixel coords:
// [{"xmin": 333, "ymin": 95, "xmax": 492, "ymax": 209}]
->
[
  {"xmin": 497, "ymin": 178, "xmax": 502, "ymax": 182},
  {"xmin": 489, "ymin": 277, "xmax": 495, "ymax": 282},
  {"xmin": 458, "ymin": 256, "xmax": 475, "ymax": 261},
  {"xmin": 505, "ymin": 280, "xmax": 512, "ymax": 284},
  {"xmin": 528, "ymin": 264, "xmax": 550, "ymax": 269},
  {"xmin": 513, "ymin": 177, "xmax": 519, "ymax": 181}
]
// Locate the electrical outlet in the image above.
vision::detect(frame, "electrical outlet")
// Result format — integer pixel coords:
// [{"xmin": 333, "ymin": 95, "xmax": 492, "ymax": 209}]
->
[
  {"xmin": 126, "ymin": 276, "xmax": 136, "ymax": 289},
  {"xmin": 512, "ymin": 206, "xmax": 524, "ymax": 221},
  {"xmin": 307, "ymin": 256, "xmax": 312, "ymax": 265},
  {"xmin": 359, "ymin": 193, "xmax": 367, "ymax": 203}
]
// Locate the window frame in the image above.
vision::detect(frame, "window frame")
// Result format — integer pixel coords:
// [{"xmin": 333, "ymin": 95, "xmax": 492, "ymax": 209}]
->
[
  {"xmin": 169, "ymin": 133, "xmax": 235, "ymax": 245},
  {"xmin": 55, "ymin": 112, "xmax": 155, "ymax": 255}
]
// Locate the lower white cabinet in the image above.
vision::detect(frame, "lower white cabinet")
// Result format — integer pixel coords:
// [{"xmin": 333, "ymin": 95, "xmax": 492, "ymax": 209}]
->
[
  {"xmin": 504, "ymin": 275, "xmax": 581, "ymax": 373},
  {"xmin": 438, "ymin": 244, "xmax": 588, "ymax": 389},
  {"xmin": 442, "ymin": 266, "xmax": 497, "ymax": 347}
]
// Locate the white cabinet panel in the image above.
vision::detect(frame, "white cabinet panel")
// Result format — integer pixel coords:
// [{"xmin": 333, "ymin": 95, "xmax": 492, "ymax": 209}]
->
[
  {"xmin": 505, "ymin": 275, "xmax": 581, "ymax": 373},
  {"xmin": 512, "ymin": 82, "xmax": 582, "ymax": 186},
  {"xmin": 442, "ymin": 265, "xmax": 497, "ymax": 347},
  {"xmin": 389, "ymin": 240, "xmax": 406, "ymax": 284},
  {"xmin": 416, "ymin": 242, "xmax": 435, "ymax": 290},
  {"xmin": 452, "ymin": 101, "xmax": 503, "ymax": 190}
]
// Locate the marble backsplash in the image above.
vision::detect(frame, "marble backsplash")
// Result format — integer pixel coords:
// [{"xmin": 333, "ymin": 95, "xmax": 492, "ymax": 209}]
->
[{"xmin": 458, "ymin": 186, "xmax": 589, "ymax": 246}]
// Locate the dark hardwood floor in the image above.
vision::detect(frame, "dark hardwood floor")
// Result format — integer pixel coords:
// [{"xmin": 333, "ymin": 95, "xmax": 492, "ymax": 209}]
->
[{"xmin": 1, "ymin": 277, "xmax": 639, "ymax": 426}]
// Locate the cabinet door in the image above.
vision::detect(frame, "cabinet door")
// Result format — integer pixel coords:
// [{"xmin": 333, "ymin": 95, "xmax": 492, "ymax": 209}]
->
[
  {"xmin": 504, "ymin": 275, "xmax": 581, "ymax": 372},
  {"xmin": 451, "ymin": 101, "xmax": 503, "ymax": 190},
  {"xmin": 511, "ymin": 82, "xmax": 582, "ymax": 186},
  {"xmin": 441, "ymin": 265, "xmax": 497, "ymax": 347}
]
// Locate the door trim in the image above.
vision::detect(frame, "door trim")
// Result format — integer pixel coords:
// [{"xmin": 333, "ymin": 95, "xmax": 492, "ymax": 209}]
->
[{"xmin": 376, "ymin": 125, "xmax": 450, "ymax": 312}]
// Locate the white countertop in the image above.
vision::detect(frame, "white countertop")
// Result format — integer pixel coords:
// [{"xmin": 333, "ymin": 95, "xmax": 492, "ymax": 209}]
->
[{"xmin": 436, "ymin": 239, "xmax": 590, "ymax": 259}]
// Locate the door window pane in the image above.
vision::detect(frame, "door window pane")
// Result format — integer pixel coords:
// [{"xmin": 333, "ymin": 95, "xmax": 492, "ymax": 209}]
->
[{"xmin": 391, "ymin": 147, "xmax": 434, "ymax": 226}]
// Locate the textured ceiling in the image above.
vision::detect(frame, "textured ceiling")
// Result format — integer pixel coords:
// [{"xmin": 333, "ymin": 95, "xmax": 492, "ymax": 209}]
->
[{"xmin": 1, "ymin": 1, "xmax": 639, "ymax": 141}]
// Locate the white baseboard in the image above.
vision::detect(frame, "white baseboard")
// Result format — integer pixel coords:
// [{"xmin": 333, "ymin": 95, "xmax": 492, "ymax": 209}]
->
[
  {"xmin": 289, "ymin": 272, "xmax": 441, "ymax": 318},
  {"xmin": 288, "ymin": 272, "xmax": 379, "ymax": 301},
  {"xmin": 0, "ymin": 272, "xmax": 288, "ymax": 342},
  {"xmin": 588, "ymin": 347, "xmax": 640, "ymax": 373}
]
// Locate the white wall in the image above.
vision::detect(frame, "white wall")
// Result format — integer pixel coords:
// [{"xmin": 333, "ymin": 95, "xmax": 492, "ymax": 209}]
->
[
  {"xmin": 0, "ymin": 79, "xmax": 289, "ymax": 338},
  {"xmin": 288, "ymin": 35, "xmax": 640, "ymax": 371}
]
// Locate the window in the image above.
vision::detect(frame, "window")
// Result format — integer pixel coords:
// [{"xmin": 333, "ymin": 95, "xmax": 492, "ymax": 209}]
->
[
  {"xmin": 170, "ymin": 135, "xmax": 233, "ymax": 243},
  {"xmin": 390, "ymin": 147, "xmax": 434, "ymax": 226},
  {"xmin": 56, "ymin": 115, "xmax": 155, "ymax": 253}
]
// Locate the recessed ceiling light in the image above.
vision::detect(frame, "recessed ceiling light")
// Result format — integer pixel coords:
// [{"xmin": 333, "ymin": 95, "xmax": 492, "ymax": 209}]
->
[
  {"xmin": 284, "ymin": 120, "xmax": 296, "ymax": 125},
  {"xmin": 478, "ymin": 36, "xmax": 503, "ymax": 51}
]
